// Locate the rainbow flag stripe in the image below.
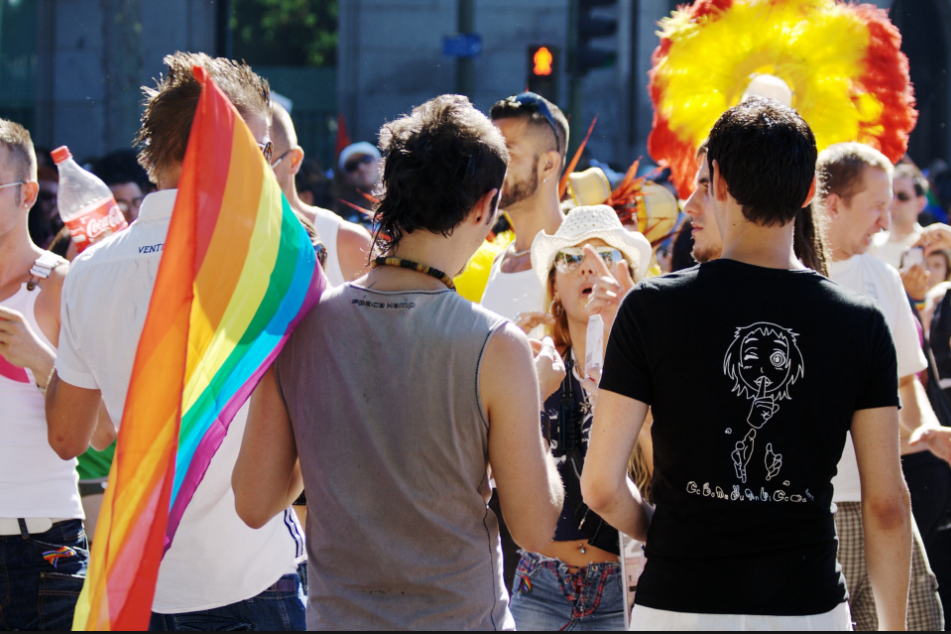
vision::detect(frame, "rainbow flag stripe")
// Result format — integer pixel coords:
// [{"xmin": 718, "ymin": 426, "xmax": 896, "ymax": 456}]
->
[{"xmin": 73, "ymin": 66, "xmax": 324, "ymax": 631}]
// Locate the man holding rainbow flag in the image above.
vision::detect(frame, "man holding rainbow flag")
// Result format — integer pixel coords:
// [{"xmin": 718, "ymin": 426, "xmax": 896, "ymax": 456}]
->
[{"xmin": 46, "ymin": 53, "xmax": 321, "ymax": 631}]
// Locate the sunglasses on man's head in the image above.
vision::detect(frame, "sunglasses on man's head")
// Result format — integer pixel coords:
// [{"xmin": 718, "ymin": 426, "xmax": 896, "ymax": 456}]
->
[
  {"xmin": 507, "ymin": 92, "xmax": 562, "ymax": 154},
  {"xmin": 344, "ymin": 154, "xmax": 374, "ymax": 174},
  {"xmin": 554, "ymin": 246, "xmax": 625, "ymax": 274}
]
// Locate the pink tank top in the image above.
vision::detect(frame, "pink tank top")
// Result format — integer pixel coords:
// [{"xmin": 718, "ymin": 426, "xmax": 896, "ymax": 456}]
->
[{"xmin": 0, "ymin": 284, "xmax": 83, "ymax": 519}]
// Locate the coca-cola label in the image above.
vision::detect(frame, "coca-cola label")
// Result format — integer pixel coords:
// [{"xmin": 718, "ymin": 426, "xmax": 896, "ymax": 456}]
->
[{"xmin": 65, "ymin": 198, "xmax": 129, "ymax": 253}]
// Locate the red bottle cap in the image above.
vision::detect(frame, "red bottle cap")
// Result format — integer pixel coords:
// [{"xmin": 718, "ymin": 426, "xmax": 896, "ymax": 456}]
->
[{"xmin": 51, "ymin": 146, "xmax": 72, "ymax": 164}]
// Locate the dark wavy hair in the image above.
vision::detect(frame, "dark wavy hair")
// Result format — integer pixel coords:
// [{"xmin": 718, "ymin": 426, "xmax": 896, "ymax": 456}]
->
[
  {"xmin": 707, "ymin": 96, "xmax": 817, "ymax": 228},
  {"xmin": 372, "ymin": 95, "xmax": 508, "ymax": 255}
]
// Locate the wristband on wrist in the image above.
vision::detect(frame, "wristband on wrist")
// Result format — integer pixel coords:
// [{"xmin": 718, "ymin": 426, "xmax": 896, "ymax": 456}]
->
[{"xmin": 36, "ymin": 366, "xmax": 56, "ymax": 394}]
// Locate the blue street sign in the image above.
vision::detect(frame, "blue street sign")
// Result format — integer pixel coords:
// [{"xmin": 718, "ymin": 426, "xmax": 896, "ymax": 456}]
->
[{"xmin": 443, "ymin": 34, "xmax": 483, "ymax": 58}]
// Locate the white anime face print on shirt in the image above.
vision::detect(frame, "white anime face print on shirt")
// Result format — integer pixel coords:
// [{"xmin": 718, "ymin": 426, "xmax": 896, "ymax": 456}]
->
[{"xmin": 723, "ymin": 322, "xmax": 805, "ymax": 484}]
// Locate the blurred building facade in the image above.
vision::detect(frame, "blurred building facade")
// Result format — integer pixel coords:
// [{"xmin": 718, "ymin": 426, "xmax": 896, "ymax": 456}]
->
[
  {"xmin": 338, "ymin": 0, "xmax": 950, "ymax": 172},
  {"xmin": 0, "ymin": 0, "xmax": 949, "ymax": 172}
]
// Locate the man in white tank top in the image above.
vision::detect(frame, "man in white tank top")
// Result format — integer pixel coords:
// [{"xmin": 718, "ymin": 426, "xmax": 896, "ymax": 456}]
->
[
  {"xmin": 0, "ymin": 120, "xmax": 114, "ymax": 630},
  {"xmin": 481, "ymin": 93, "xmax": 569, "ymax": 329},
  {"xmin": 270, "ymin": 103, "xmax": 371, "ymax": 286}
]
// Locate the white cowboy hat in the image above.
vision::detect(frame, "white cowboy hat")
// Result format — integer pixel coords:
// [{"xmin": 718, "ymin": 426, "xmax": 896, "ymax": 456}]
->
[{"xmin": 530, "ymin": 204, "xmax": 653, "ymax": 286}]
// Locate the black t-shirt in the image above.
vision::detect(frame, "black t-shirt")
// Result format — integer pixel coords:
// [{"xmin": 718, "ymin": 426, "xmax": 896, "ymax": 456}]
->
[{"xmin": 600, "ymin": 260, "xmax": 899, "ymax": 616}]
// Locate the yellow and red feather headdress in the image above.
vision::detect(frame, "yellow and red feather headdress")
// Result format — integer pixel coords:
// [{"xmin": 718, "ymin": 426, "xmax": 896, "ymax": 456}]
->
[{"xmin": 648, "ymin": 0, "xmax": 917, "ymax": 199}]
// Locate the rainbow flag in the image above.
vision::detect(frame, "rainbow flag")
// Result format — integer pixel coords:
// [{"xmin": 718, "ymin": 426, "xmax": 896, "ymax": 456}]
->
[{"xmin": 72, "ymin": 66, "xmax": 324, "ymax": 631}]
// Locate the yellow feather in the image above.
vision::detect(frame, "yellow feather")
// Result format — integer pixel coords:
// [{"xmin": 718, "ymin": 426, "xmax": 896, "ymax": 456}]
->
[{"xmin": 657, "ymin": 0, "xmax": 883, "ymax": 153}]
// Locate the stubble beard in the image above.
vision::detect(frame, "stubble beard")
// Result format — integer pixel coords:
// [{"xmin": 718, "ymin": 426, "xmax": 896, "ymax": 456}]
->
[
  {"xmin": 692, "ymin": 243, "xmax": 722, "ymax": 264},
  {"xmin": 499, "ymin": 158, "xmax": 540, "ymax": 210}
]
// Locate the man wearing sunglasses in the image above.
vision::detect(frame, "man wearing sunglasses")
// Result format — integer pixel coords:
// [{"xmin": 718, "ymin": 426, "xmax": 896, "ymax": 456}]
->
[
  {"xmin": 334, "ymin": 141, "xmax": 381, "ymax": 223},
  {"xmin": 870, "ymin": 163, "xmax": 929, "ymax": 272},
  {"xmin": 483, "ymin": 92, "xmax": 569, "ymax": 330},
  {"xmin": 270, "ymin": 103, "xmax": 371, "ymax": 286}
]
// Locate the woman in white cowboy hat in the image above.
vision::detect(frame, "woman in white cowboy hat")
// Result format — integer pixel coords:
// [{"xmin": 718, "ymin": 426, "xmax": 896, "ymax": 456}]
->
[{"xmin": 508, "ymin": 205, "xmax": 653, "ymax": 631}]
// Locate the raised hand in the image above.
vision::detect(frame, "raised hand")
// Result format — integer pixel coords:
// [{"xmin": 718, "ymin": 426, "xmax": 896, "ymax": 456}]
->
[
  {"xmin": 0, "ymin": 306, "xmax": 55, "ymax": 387},
  {"xmin": 530, "ymin": 336, "xmax": 566, "ymax": 402},
  {"xmin": 584, "ymin": 244, "xmax": 635, "ymax": 333},
  {"xmin": 748, "ymin": 378, "xmax": 779, "ymax": 428}
]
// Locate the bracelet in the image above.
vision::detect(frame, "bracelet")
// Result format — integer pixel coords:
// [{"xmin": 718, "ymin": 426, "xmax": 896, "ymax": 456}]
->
[{"xmin": 36, "ymin": 366, "xmax": 56, "ymax": 395}]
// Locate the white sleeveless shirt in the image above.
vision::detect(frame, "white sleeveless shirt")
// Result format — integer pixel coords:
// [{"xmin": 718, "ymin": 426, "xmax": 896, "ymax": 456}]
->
[
  {"xmin": 0, "ymin": 284, "xmax": 83, "ymax": 519},
  {"xmin": 312, "ymin": 207, "xmax": 344, "ymax": 286}
]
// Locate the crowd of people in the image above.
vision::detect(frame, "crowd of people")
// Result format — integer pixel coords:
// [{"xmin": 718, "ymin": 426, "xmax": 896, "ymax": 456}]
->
[{"xmin": 3, "ymin": 50, "xmax": 951, "ymax": 632}]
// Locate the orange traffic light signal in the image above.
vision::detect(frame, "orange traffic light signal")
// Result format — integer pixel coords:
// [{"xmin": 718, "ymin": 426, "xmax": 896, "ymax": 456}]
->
[
  {"xmin": 533, "ymin": 46, "xmax": 554, "ymax": 76},
  {"xmin": 528, "ymin": 45, "xmax": 559, "ymax": 101}
]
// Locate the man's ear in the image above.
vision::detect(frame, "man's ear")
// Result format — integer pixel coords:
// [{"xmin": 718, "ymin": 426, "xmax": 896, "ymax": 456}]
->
[
  {"xmin": 539, "ymin": 149, "xmax": 562, "ymax": 181},
  {"xmin": 21, "ymin": 181, "xmax": 38, "ymax": 209},
  {"xmin": 711, "ymin": 159, "xmax": 729, "ymax": 202},
  {"xmin": 288, "ymin": 148, "xmax": 305, "ymax": 176},
  {"xmin": 802, "ymin": 176, "xmax": 817, "ymax": 209},
  {"xmin": 471, "ymin": 188, "xmax": 500, "ymax": 227},
  {"xmin": 825, "ymin": 192, "xmax": 840, "ymax": 219}
]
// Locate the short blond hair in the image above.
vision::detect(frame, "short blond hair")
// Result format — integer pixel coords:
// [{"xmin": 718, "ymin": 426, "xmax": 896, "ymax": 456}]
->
[
  {"xmin": 136, "ymin": 52, "xmax": 270, "ymax": 182},
  {"xmin": 816, "ymin": 142, "xmax": 893, "ymax": 207},
  {"xmin": 0, "ymin": 119, "xmax": 36, "ymax": 182}
]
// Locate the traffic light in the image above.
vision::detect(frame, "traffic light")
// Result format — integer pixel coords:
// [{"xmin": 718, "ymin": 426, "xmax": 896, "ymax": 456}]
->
[
  {"xmin": 576, "ymin": 0, "xmax": 618, "ymax": 76},
  {"xmin": 527, "ymin": 45, "xmax": 559, "ymax": 102}
]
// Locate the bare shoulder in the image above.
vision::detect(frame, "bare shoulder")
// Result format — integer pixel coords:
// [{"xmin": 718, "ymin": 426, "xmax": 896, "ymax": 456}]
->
[
  {"xmin": 337, "ymin": 220, "xmax": 372, "ymax": 248},
  {"xmin": 481, "ymin": 322, "xmax": 534, "ymax": 387}
]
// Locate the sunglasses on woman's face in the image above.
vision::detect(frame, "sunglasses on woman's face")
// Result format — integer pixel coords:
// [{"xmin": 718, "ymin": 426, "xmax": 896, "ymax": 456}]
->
[{"xmin": 554, "ymin": 246, "xmax": 624, "ymax": 274}]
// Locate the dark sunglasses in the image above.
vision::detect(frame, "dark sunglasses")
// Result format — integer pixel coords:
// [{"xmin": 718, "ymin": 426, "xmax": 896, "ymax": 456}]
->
[
  {"xmin": 507, "ymin": 92, "xmax": 562, "ymax": 153},
  {"xmin": 895, "ymin": 192, "xmax": 913, "ymax": 202},
  {"xmin": 257, "ymin": 141, "xmax": 273, "ymax": 164},
  {"xmin": 344, "ymin": 154, "xmax": 374, "ymax": 174},
  {"xmin": 38, "ymin": 189, "xmax": 57, "ymax": 203}
]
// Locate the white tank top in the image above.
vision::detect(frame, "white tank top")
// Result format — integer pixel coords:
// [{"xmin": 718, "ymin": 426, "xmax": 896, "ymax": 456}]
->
[
  {"xmin": 480, "ymin": 254, "xmax": 546, "ymax": 321},
  {"xmin": 312, "ymin": 207, "xmax": 344, "ymax": 286},
  {"xmin": 0, "ymin": 284, "xmax": 83, "ymax": 519}
]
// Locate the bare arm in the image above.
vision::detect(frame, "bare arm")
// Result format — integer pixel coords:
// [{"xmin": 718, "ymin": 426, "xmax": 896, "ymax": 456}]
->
[
  {"xmin": 233, "ymin": 365, "xmax": 303, "ymax": 529},
  {"xmin": 580, "ymin": 390, "xmax": 653, "ymax": 542},
  {"xmin": 336, "ymin": 221, "xmax": 373, "ymax": 282},
  {"xmin": 90, "ymin": 403, "xmax": 117, "ymax": 452},
  {"xmin": 45, "ymin": 373, "xmax": 103, "ymax": 460},
  {"xmin": 853, "ymin": 406, "xmax": 912, "ymax": 631},
  {"xmin": 481, "ymin": 323, "xmax": 564, "ymax": 552}
]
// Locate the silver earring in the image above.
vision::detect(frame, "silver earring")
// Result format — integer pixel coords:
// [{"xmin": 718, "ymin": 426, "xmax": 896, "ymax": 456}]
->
[{"xmin": 543, "ymin": 178, "xmax": 548, "ymax": 183}]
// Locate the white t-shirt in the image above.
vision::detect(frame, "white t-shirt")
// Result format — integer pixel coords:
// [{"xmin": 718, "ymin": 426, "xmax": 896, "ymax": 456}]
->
[
  {"xmin": 56, "ymin": 190, "xmax": 304, "ymax": 613},
  {"xmin": 869, "ymin": 225, "xmax": 922, "ymax": 271},
  {"xmin": 480, "ymin": 253, "xmax": 545, "ymax": 322},
  {"xmin": 829, "ymin": 253, "xmax": 927, "ymax": 503}
]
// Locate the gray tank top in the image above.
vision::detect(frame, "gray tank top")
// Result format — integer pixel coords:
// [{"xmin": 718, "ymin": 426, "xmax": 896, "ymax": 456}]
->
[{"xmin": 275, "ymin": 283, "xmax": 513, "ymax": 630}]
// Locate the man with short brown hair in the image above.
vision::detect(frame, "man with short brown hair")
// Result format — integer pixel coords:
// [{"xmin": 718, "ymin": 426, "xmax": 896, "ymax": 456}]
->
[
  {"xmin": 46, "ymin": 53, "xmax": 307, "ymax": 631},
  {"xmin": 818, "ymin": 141, "xmax": 944, "ymax": 631}
]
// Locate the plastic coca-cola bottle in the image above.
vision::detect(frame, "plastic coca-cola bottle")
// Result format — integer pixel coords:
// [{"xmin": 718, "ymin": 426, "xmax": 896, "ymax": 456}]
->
[{"xmin": 52, "ymin": 146, "xmax": 129, "ymax": 253}]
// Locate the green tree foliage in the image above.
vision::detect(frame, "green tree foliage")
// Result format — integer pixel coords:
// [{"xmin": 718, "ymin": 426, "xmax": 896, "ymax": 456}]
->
[{"xmin": 232, "ymin": 0, "xmax": 337, "ymax": 67}]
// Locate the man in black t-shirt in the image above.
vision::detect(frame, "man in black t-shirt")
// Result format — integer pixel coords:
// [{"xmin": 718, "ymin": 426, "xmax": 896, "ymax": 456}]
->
[{"xmin": 581, "ymin": 97, "xmax": 912, "ymax": 631}]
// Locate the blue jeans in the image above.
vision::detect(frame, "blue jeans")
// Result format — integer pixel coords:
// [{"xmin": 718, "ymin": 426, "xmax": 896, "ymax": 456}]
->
[
  {"xmin": 149, "ymin": 568, "xmax": 306, "ymax": 631},
  {"xmin": 509, "ymin": 551, "xmax": 626, "ymax": 631},
  {"xmin": 0, "ymin": 519, "xmax": 89, "ymax": 631}
]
